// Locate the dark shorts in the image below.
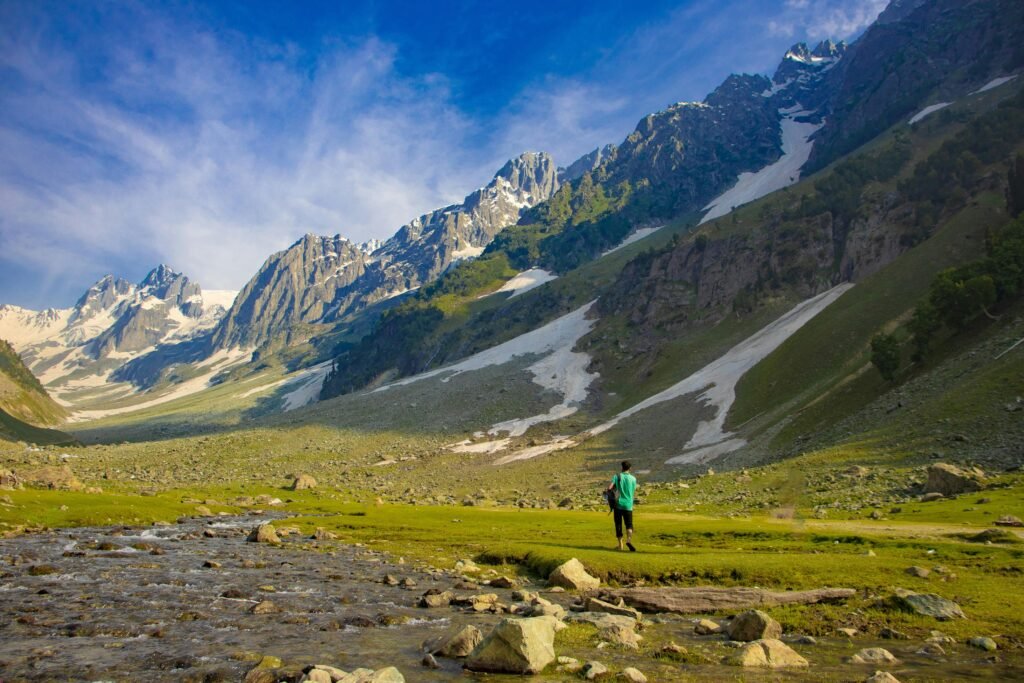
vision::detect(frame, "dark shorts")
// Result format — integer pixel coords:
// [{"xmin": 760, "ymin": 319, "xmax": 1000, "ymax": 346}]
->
[{"xmin": 614, "ymin": 508, "xmax": 634, "ymax": 538}]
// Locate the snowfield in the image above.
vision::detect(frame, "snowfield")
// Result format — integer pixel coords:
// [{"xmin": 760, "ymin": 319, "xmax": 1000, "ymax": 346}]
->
[
  {"xmin": 701, "ymin": 109, "xmax": 823, "ymax": 224},
  {"xmin": 908, "ymin": 102, "xmax": 951, "ymax": 125},
  {"xmin": 600, "ymin": 226, "xmax": 665, "ymax": 257},
  {"xmin": 970, "ymin": 75, "xmax": 1017, "ymax": 95}
]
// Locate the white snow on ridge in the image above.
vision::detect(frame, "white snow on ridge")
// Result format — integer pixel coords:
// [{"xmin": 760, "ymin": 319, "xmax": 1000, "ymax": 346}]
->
[
  {"xmin": 908, "ymin": 102, "xmax": 951, "ymax": 125},
  {"xmin": 585, "ymin": 284, "xmax": 853, "ymax": 463},
  {"xmin": 452, "ymin": 245, "xmax": 485, "ymax": 261},
  {"xmin": 971, "ymin": 75, "xmax": 1017, "ymax": 95},
  {"xmin": 700, "ymin": 110, "xmax": 823, "ymax": 225},
  {"xmin": 601, "ymin": 226, "xmax": 664, "ymax": 257},
  {"xmin": 493, "ymin": 269, "xmax": 559, "ymax": 298},
  {"xmin": 281, "ymin": 361, "xmax": 333, "ymax": 411}
]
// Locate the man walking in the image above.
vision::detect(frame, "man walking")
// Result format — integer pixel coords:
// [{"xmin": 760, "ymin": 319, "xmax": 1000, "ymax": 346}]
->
[{"xmin": 607, "ymin": 461, "xmax": 637, "ymax": 551}]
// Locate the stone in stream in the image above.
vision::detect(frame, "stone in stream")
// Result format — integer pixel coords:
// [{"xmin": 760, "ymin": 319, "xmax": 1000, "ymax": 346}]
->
[
  {"xmin": 309, "ymin": 665, "xmax": 348, "ymax": 680},
  {"xmin": 728, "ymin": 639, "xmax": 808, "ymax": 668},
  {"xmin": 425, "ymin": 624, "xmax": 483, "ymax": 658},
  {"xmin": 292, "ymin": 473, "xmax": 317, "ymax": 490},
  {"xmin": 417, "ymin": 590, "xmax": 454, "ymax": 608},
  {"xmin": 585, "ymin": 596, "xmax": 642, "ymax": 620},
  {"xmin": 302, "ymin": 669, "xmax": 333, "ymax": 683},
  {"xmin": 465, "ymin": 617, "xmax": 557, "ymax": 674},
  {"xmin": 727, "ymin": 609, "xmax": 782, "ymax": 642},
  {"xmin": 566, "ymin": 612, "xmax": 638, "ymax": 632},
  {"xmin": 547, "ymin": 558, "xmax": 600, "ymax": 591},
  {"xmin": 489, "ymin": 575, "xmax": 516, "ymax": 588},
  {"xmin": 247, "ymin": 523, "xmax": 280, "ymax": 544},
  {"xmin": 879, "ymin": 627, "xmax": 908, "ymax": 640},
  {"xmin": 314, "ymin": 527, "xmax": 338, "ymax": 540},
  {"xmin": 881, "ymin": 589, "xmax": 965, "ymax": 620},
  {"xmin": 250, "ymin": 600, "xmax": 279, "ymax": 615},
  {"xmin": 849, "ymin": 647, "xmax": 899, "ymax": 664},
  {"xmin": 925, "ymin": 463, "xmax": 984, "ymax": 495},
  {"xmin": 421, "ymin": 653, "xmax": 439, "ymax": 669},
  {"xmin": 916, "ymin": 643, "xmax": 946, "ymax": 656}
]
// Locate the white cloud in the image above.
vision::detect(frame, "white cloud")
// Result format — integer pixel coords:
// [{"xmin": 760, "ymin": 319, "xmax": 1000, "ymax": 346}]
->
[
  {"xmin": 0, "ymin": 8, "xmax": 492, "ymax": 303},
  {"xmin": 770, "ymin": 0, "xmax": 888, "ymax": 42}
]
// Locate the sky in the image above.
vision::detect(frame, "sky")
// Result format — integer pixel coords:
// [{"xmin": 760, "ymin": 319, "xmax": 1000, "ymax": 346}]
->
[{"xmin": 0, "ymin": 0, "xmax": 889, "ymax": 309}]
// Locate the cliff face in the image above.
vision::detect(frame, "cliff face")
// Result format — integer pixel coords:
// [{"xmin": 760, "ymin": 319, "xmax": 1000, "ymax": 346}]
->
[{"xmin": 211, "ymin": 152, "xmax": 562, "ymax": 351}]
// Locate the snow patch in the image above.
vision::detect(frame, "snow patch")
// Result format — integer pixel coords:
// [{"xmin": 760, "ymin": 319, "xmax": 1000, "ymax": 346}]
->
[
  {"xmin": 452, "ymin": 245, "xmax": 485, "ymax": 261},
  {"xmin": 281, "ymin": 361, "xmax": 333, "ymax": 411},
  {"xmin": 908, "ymin": 102, "xmax": 952, "ymax": 125},
  {"xmin": 601, "ymin": 226, "xmax": 664, "ymax": 257},
  {"xmin": 585, "ymin": 284, "xmax": 854, "ymax": 464},
  {"xmin": 492, "ymin": 269, "xmax": 558, "ymax": 298},
  {"xmin": 970, "ymin": 75, "xmax": 1018, "ymax": 95},
  {"xmin": 701, "ymin": 110, "xmax": 823, "ymax": 224},
  {"xmin": 450, "ymin": 439, "xmax": 512, "ymax": 454}
]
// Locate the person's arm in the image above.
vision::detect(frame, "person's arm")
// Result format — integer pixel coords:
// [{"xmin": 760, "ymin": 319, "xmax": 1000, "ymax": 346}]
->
[{"xmin": 606, "ymin": 475, "xmax": 617, "ymax": 491}]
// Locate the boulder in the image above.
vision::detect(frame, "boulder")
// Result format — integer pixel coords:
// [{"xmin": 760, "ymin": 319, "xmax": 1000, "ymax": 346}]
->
[
  {"xmin": 599, "ymin": 623, "xmax": 642, "ymax": 649},
  {"xmin": 251, "ymin": 601, "xmax": 278, "ymax": 615},
  {"xmin": 581, "ymin": 661, "xmax": 610, "ymax": 680},
  {"xmin": 849, "ymin": 647, "xmax": 898, "ymax": 664},
  {"xmin": 489, "ymin": 576, "xmax": 516, "ymax": 588},
  {"xmin": 302, "ymin": 669, "xmax": 332, "ymax": 683},
  {"xmin": 602, "ymin": 586, "xmax": 854, "ymax": 614},
  {"xmin": 314, "ymin": 527, "xmax": 338, "ymax": 540},
  {"xmin": 995, "ymin": 515, "xmax": 1023, "ymax": 527},
  {"xmin": 905, "ymin": 566, "xmax": 930, "ymax": 579},
  {"xmin": 345, "ymin": 668, "xmax": 405, "ymax": 683},
  {"xmin": 292, "ymin": 474, "xmax": 317, "ymax": 490},
  {"xmin": 920, "ymin": 492, "xmax": 944, "ymax": 502},
  {"xmin": 0, "ymin": 469, "xmax": 21, "ymax": 490},
  {"xmin": 865, "ymin": 673, "xmax": 901, "ymax": 683},
  {"xmin": 247, "ymin": 523, "xmax": 280, "ymax": 544},
  {"xmin": 426, "ymin": 624, "xmax": 483, "ymax": 658},
  {"xmin": 729, "ymin": 639, "xmax": 808, "ymax": 668},
  {"xmin": 465, "ymin": 617, "xmax": 556, "ymax": 674},
  {"xmin": 882, "ymin": 590, "xmax": 965, "ymax": 620},
  {"xmin": 727, "ymin": 610, "xmax": 782, "ymax": 642},
  {"xmin": 309, "ymin": 666, "xmax": 348, "ymax": 681},
  {"xmin": 619, "ymin": 667, "xmax": 647, "ymax": 682},
  {"xmin": 548, "ymin": 558, "xmax": 600, "ymax": 591},
  {"xmin": 968, "ymin": 636, "xmax": 997, "ymax": 651},
  {"xmin": 20, "ymin": 465, "xmax": 82, "ymax": 491},
  {"xmin": 925, "ymin": 463, "xmax": 984, "ymax": 496}
]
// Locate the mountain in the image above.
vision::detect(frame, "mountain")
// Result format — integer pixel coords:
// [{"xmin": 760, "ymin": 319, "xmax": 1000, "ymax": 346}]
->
[
  {"xmin": 0, "ymin": 338, "xmax": 74, "ymax": 444},
  {"xmin": 210, "ymin": 151, "xmax": 561, "ymax": 351},
  {"xmin": 0, "ymin": 266, "xmax": 236, "ymax": 406}
]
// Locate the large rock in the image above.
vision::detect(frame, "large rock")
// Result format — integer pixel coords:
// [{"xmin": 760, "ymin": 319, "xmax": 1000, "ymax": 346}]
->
[
  {"xmin": 20, "ymin": 465, "xmax": 82, "ymax": 491},
  {"xmin": 247, "ymin": 523, "xmax": 281, "ymax": 544},
  {"xmin": 602, "ymin": 586, "xmax": 854, "ymax": 614},
  {"xmin": 726, "ymin": 610, "xmax": 782, "ymax": 642},
  {"xmin": 866, "ymin": 673, "xmax": 901, "ymax": 683},
  {"xmin": 925, "ymin": 463, "xmax": 984, "ymax": 496},
  {"xmin": 292, "ymin": 474, "xmax": 317, "ymax": 490},
  {"xmin": 426, "ymin": 624, "xmax": 483, "ymax": 658},
  {"xmin": 882, "ymin": 590, "xmax": 965, "ymax": 620},
  {"xmin": 340, "ymin": 668, "xmax": 405, "ymax": 683},
  {"xmin": 599, "ymin": 623, "xmax": 642, "ymax": 649},
  {"xmin": 418, "ymin": 590, "xmax": 454, "ymax": 608},
  {"xmin": 465, "ymin": 617, "xmax": 556, "ymax": 674},
  {"xmin": 548, "ymin": 558, "xmax": 600, "ymax": 591},
  {"xmin": 729, "ymin": 639, "xmax": 808, "ymax": 668}
]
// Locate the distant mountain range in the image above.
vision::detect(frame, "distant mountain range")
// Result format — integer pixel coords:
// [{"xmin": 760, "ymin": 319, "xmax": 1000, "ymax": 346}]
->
[{"xmin": 1, "ymin": 0, "xmax": 1022, "ymax": 435}]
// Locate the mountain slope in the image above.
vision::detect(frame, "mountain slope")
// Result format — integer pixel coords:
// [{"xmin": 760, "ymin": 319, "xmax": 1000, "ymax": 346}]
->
[
  {"xmin": 210, "ymin": 152, "xmax": 561, "ymax": 352},
  {"xmin": 0, "ymin": 338, "xmax": 64, "ymax": 427}
]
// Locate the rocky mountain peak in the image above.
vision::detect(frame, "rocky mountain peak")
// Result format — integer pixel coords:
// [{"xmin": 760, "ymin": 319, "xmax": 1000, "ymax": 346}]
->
[
  {"xmin": 812, "ymin": 39, "xmax": 846, "ymax": 60},
  {"xmin": 493, "ymin": 151, "xmax": 559, "ymax": 199},
  {"xmin": 73, "ymin": 274, "xmax": 133, "ymax": 317},
  {"xmin": 559, "ymin": 144, "xmax": 616, "ymax": 183}
]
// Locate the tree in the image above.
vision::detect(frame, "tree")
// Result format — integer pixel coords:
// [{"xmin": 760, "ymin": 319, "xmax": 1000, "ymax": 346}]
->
[
  {"xmin": 908, "ymin": 301, "xmax": 941, "ymax": 362},
  {"xmin": 870, "ymin": 333, "xmax": 901, "ymax": 382}
]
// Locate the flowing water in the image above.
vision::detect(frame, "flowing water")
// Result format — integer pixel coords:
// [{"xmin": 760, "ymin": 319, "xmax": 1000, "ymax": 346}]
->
[{"xmin": 0, "ymin": 514, "xmax": 1019, "ymax": 682}]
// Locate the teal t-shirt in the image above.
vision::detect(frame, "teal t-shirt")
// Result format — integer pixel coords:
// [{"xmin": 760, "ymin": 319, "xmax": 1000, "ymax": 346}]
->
[{"xmin": 612, "ymin": 473, "xmax": 637, "ymax": 511}]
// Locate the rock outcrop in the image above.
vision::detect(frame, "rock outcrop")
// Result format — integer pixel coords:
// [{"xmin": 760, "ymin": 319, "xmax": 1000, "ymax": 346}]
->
[
  {"xmin": 602, "ymin": 586, "xmax": 855, "ymax": 614},
  {"xmin": 727, "ymin": 609, "xmax": 783, "ymax": 642},
  {"xmin": 925, "ymin": 463, "xmax": 985, "ymax": 496},
  {"xmin": 729, "ymin": 639, "xmax": 808, "ymax": 668}
]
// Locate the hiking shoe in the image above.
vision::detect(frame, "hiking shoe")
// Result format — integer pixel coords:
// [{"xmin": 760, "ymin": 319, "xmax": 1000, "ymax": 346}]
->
[{"xmin": 626, "ymin": 542, "xmax": 636, "ymax": 552}]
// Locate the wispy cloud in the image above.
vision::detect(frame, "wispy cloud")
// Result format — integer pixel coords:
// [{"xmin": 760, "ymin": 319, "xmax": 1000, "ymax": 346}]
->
[
  {"xmin": 0, "ymin": 5, "xmax": 490, "ymax": 306},
  {"xmin": 769, "ymin": 0, "xmax": 888, "ymax": 41}
]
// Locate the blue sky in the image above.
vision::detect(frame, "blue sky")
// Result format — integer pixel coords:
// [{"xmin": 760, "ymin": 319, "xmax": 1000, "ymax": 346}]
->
[{"xmin": 0, "ymin": 0, "xmax": 888, "ymax": 309}]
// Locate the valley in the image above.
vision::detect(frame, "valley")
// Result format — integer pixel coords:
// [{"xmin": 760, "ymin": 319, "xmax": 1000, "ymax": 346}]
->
[{"xmin": 2, "ymin": 1, "xmax": 1024, "ymax": 681}]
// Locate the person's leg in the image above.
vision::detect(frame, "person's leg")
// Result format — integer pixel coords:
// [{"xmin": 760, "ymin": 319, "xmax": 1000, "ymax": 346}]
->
[
  {"xmin": 614, "ymin": 509, "xmax": 624, "ymax": 550},
  {"xmin": 625, "ymin": 511, "xmax": 636, "ymax": 551}
]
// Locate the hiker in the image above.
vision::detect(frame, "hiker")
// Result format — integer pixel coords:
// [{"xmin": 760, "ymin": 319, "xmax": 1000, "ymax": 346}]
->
[{"xmin": 606, "ymin": 460, "xmax": 637, "ymax": 551}]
